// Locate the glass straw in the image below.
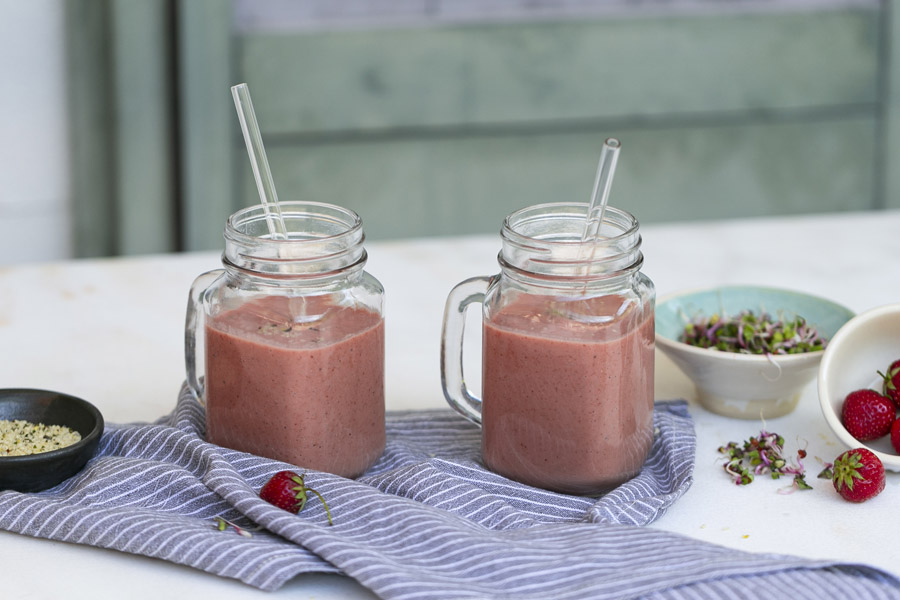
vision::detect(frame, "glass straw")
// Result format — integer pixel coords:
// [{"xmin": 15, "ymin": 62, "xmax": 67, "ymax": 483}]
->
[
  {"xmin": 581, "ymin": 138, "xmax": 621, "ymax": 243},
  {"xmin": 231, "ymin": 83, "xmax": 288, "ymax": 239}
]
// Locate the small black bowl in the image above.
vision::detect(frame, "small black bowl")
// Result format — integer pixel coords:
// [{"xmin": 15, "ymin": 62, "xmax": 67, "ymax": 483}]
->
[{"xmin": 0, "ymin": 389, "xmax": 104, "ymax": 492}]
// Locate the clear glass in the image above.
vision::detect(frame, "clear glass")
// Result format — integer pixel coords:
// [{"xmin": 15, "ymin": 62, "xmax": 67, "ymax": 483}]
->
[
  {"xmin": 185, "ymin": 201, "xmax": 385, "ymax": 478},
  {"xmin": 441, "ymin": 202, "xmax": 655, "ymax": 494}
]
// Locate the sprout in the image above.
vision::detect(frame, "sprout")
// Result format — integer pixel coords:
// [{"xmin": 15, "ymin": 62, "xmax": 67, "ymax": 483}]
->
[
  {"xmin": 681, "ymin": 310, "xmax": 826, "ymax": 355},
  {"xmin": 718, "ymin": 430, "xmax": 812, "ymax": 491},
  {"xmin": 212, "ymin": 516, "xmax": 256, "ymax": 538}
]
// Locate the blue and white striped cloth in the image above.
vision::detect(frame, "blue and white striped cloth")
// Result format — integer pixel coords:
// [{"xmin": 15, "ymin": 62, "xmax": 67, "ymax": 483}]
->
[{"xmin": 1, "ymin": 387, "xmax": 898, "ymax": 599}]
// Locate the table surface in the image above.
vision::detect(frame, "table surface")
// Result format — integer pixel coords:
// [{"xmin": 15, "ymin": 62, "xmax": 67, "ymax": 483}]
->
[{"xmin": 1, "ymin": 210, "xmax": 899, "ymax": 599}]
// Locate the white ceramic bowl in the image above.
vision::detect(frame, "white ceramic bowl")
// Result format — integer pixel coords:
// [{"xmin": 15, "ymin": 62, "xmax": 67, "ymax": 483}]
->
[
  {"xmin": 818, "ymin": 303, "xmax": 900, "ymax": 472},
  {"xmin": 656, "ymin": 286, "xmax": 854, "ymax": 419}
]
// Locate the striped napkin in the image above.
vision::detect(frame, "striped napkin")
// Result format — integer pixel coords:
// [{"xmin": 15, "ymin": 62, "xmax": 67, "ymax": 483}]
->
[{"xmin": 0, "ymin": 387, "xmax": 898, "ymax": 599}]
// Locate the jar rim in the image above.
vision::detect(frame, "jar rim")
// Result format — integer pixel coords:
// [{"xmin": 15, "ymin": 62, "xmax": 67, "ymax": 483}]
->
[
  {"xmin": 225, "ymin": 201, "xmax": 363, "ymax": 245},
  {"xmin": 498, "ymin": 202, "xmax": 643, "ymax": 281},
  {"xmin": 501, "ymin": 202, "xmax": 639, "ymax": 251},
  {"xmin": 222, "ymin": 201, "xmax": 366, "ymax": 277}
]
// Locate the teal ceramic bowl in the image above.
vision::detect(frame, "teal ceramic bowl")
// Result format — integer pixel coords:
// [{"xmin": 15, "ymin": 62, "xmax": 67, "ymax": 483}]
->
[{"xmin": 656, "ymin": 286, "xmax": 855, "ymax": 419}]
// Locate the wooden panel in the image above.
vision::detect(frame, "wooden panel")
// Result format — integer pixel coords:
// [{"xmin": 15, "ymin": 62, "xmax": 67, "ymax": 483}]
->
[
  {"xmin": 68, "ymin": 0, "xmax": 180, "ymax": 257},
  {"xmin": 883, "ymin": 0, "xmax": 900, "ymax": 209},
  {"xmin": 239, "ymin": 9, "xmax": 879, "ymax": 135},
  {"xmin": 246, "ymin": 116, "xmax": 877, "ymax": 240},
  {"xmin": 177, "ymin": 0, "xmax": 237, "ymax": 251},
  {"xmin": 110, "ymin": 0, "xmax": 177, "ymax": 255},
  {"xmin": 66, "ymin": 0, "xmax": 115, "ymax": 258}
]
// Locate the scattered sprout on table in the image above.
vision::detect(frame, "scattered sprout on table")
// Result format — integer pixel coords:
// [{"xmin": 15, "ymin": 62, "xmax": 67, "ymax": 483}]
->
[{"xmin": 718, "ymin": 430, "xmax": 812, "ymax": 491}]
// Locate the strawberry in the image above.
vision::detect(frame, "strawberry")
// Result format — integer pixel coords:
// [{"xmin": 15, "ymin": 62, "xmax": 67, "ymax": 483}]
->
[
  {"xmin": 841, "ymin": 389, "xmax": 895, "ymax": 441},
  {"xmin": 891, "ymin": 418, "xmax": 900, "ymax": 455},
  {"xmin": 259, "ymin": 471, "xmax": 307, "ymax": 512},
  {"xmin": 878, "ymin": 359, "xmax": 900, "ymax": 409},
  {"xmin": 259, "ymin": 470, "xmax": 333, "ymax": 524},
  {"xmin": 831, "ymin": 448, "xmax": 885, "ymax": 503}
]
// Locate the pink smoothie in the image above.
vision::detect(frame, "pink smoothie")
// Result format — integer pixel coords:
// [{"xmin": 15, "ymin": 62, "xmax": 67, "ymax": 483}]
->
[
  {"xmin": 482, "ymin": 294, "xmax": 654, "ymax": 494},
  {"xmin": 205, "ymin": 295, "xmax": 384, "ymax": 478}
]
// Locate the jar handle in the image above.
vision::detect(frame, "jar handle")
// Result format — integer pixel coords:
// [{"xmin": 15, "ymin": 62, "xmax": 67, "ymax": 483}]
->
[
  {"xmin": 184, "ymin": 269, "xmax": 224, "ymax": 405},
  {"xmin": 440, "ymin": 276, "xmax": 491, "ymax": 425}
]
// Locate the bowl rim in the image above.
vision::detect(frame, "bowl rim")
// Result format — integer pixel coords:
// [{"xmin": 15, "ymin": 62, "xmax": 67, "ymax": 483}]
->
[
  {"xmin": 817, "ymin": 303, "xmax": 900, "ymax": 469},
  {"xmin": 0, "ymin": 388, "xmax": 104, "ymax": 465},
  {"xmin": 656, "ymin": 284, "xmax": 854, "ymax": 365}
]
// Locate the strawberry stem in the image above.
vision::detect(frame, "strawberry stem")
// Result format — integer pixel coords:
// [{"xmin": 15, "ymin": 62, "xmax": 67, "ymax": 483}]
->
[
  {"xmin": 832, "ymin": 452, "xmax": 865, "ymax": 492},
  {"xmin": 306, "ymin": 488, "xmax": 334, "ymax": 526},
  {"xmin": 291, "ymin": 475, "xmax": 309, "ymax": 513},
  {"xmin": 290, "ymin": 473, "xmax": 334, "ymax": 526}
]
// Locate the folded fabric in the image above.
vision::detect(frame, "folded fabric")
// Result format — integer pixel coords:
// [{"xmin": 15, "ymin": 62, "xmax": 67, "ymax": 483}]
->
[{"xmin": 0, "ymin": 387, "xmax": 897, "ymax": 600}]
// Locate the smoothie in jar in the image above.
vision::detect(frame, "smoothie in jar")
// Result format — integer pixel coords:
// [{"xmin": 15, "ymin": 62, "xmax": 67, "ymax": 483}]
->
[
  {"xmin": 482, "ymin": 293, "xmax": 654, "ymax": 494},
  {"xmin": 205, "ymin": 295, "xmax": 385, "ymax": 478}
]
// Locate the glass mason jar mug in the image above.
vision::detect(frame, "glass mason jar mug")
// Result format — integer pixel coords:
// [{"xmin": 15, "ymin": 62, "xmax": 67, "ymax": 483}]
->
[
  {"xmin": 440, "ymin": 202, "xmax": 655, "ymax": 495},
  {"xmin": 185, "ymin": 201, "xmax": 385, "ymax": 478}
]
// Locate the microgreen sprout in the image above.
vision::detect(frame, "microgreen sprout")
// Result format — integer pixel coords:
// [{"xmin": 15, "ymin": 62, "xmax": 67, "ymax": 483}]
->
[
  {"xmin": 682, "ymin": 310, "xmax": 826, "ymax": 355},
  {"xmin": 718, "ymin": 430, "xmax": 812, "ymax": 491},
  {"xmin": 817, "ymin": 461, "xmax": 834, "ymax": 480},
  {"xmin": 213, "ymin": 516, "xmax": 256, "ymax": 538}
]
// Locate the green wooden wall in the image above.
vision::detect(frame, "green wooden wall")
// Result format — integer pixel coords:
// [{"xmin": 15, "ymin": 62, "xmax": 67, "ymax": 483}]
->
[
  {"xmin": 67, "ymin": 0, "xmax": 178, "ymax": 256},
  {"xmin": 255, "ymin": 117, "xmax": 877, "ymax": 239},
  {"xmin": 240, "ymin": 12, "xmax": 878, "ymax": 131},
  {"xmin": 68, "ymin": 1, "xmax": 889, "ymax": 255},
  {"xmin": 231, "ymin": 7, "xmax": 881, "ymax": 241}
]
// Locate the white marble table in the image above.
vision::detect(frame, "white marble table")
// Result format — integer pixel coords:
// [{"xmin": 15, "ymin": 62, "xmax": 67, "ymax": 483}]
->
[{"xmin": 1, "ymin": 210, "xmax": 899, "ymax": 599}]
